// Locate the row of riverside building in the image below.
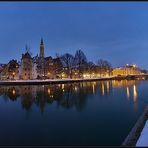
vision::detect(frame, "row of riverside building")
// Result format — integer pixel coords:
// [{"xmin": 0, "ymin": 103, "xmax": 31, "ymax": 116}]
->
[
  {"xmin": 0, "ymin": 39, "xmax": 145, "ymax": 80},
  {"xmin": 0, "ymin": 38, "xmax": 63, "ymax": 80}
]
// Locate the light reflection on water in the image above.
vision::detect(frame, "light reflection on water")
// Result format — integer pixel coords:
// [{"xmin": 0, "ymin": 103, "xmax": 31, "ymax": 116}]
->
[
  {"xmin": 0, "ymin": 80, "xmax": 140, "ymax": 113},
  {"xmin": 126, "ymin": 87, "xmax": 130, "ymax": 99},
  {"xmin": 0, "ymin": 80, "xmax": 147, "ymax": 145}
]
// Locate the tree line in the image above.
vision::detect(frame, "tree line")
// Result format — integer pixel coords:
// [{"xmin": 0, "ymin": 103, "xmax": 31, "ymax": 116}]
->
[{"xmin": 58, "ymin": 49, "xmax": 112, "ymax": 78}]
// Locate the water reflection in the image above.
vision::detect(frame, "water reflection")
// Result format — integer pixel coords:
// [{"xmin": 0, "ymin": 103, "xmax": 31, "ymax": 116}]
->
[
  {"xmin": 0, "ymin": 80, "xmax": 140, "ymax": 113},
  {"xmin": 112, "ymin": 80, "xmax": 137, "ymax": 88},
  {"xmin": 92, "ymin": 82, "xmax": 95, "ymax": 94},
  {"xmin": 126, "ymin": 87, "xmax": 130, "ymax": 99},
  {"xmin": 112, "ymin": 80, "xmax": 139, "ymax": 112},
  {"xmin": 133, "ymin": 85, "xmax": 138, "ymax": 102},
  {"xmin": 101, "ymin": 83, "xmax": 105, "ymax": 96},
  {"xmin": 133, "ymin": 85, "xmax": 138, "ymax": 112},
  {"xmin": 106, "ymin": 81, "xmax": 110, "ymax": 93}
]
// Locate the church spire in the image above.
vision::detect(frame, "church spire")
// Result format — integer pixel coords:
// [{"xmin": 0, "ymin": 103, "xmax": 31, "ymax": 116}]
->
[
  {"xmin": 40, "ymin": 38, "xmax": 44, "ymax": 58},
  {"xmin": 41, "ymin": 38, "xmax": 43, "ymax": 45}
]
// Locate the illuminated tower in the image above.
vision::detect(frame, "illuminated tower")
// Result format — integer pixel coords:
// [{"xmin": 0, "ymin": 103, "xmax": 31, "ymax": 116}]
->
[{"xmin": 40, "ymin": 38, "xmax": 44, "ymax": 58}]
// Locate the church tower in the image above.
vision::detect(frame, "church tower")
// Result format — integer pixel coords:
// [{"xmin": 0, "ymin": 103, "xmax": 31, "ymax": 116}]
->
[{"xmin": 40, "ymin": 38, "xmax": 44, "ymax": 58}]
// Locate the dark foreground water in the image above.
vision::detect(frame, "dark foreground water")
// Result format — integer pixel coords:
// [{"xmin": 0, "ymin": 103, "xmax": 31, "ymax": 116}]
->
[{"xmin": 0, "ymin": 80, "xmax": 148, "ymax": 146}]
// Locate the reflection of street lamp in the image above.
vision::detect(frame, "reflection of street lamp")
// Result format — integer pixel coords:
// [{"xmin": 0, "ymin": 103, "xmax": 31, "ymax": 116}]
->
[{"xmin": 12, "ymin": 89, "xmax": 16, "ymax": 95}]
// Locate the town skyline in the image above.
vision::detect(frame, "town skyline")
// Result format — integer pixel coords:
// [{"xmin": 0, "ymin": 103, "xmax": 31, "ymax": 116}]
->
[
  {"xmin": 0, "ymin": 3, "xmax": 148, "ymax": 146},
  {"xmin": 0, "ymin": 2, "xmax": 148, "ymax": 69},
  {"xmin": 0, "ymin": 38, "xmax": 143, "ymax": 70},
  {"xmin": 0, "ymin": 37, "xmax": 145, "ymax": 81}
]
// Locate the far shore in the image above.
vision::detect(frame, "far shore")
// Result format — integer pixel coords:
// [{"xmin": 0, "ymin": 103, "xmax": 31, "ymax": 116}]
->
[{"xmin": 0, "ymin": 76, "xmax": 139, "ymax": 85}]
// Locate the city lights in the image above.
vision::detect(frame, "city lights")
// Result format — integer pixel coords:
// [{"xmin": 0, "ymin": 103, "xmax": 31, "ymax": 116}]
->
[
  {"xmin": 0, "ymin": 38, "xmax": 145, "ymax": 81},
  {"xmin": 0, "ymin": 2, "xmax": 148, "ymax": 147}
]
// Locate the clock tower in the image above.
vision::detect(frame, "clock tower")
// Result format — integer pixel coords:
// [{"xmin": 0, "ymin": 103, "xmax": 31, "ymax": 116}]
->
[{"xmin": 40, "ymin": 38, "xmax": 44, "ymax": 58}]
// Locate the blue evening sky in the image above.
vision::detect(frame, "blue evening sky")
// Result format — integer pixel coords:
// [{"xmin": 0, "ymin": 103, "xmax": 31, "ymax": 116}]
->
[{"xmin": 0, "ymin": 2, "xmax": 148, "ymax": 69}]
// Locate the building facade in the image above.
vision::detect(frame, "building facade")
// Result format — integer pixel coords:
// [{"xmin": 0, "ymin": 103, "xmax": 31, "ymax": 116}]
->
[
  {"xmin": 20, "ymin": 52, "xmax": 33, "ymax": 80},
  {"xmin": 112, "ymin": 64, "xmax": 141, "ymax": 76},
  {"xmin": 0, "ymin": 60, "xmax": 19, "ymax": 80}
]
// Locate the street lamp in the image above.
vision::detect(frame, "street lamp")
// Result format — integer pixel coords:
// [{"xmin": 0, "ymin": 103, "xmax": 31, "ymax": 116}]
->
[
  {"xmin": 47, "ymin": 72, "xmax": 50, "ymax": 79},
  {"xmin": 61, "ymin": 73, "xmax": 65, "ymax": 79},
  {"xmin": 12, "ymin": 72, "xmax": 15, "ymax": 80}
]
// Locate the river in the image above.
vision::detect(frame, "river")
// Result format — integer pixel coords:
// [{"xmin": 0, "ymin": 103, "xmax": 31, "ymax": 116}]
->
[{"xmin": 0, "ymin": 80, "xmax": 147, "ymax": 145}]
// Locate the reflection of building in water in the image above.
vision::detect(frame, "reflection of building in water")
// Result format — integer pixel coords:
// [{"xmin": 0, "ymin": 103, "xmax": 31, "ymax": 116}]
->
[
  {"xmin": 133, "ymin": 85, "xmax": 138, "ymax": 102},
  {"xmin": 106, "ymin": 81, "xmax": 110, "ymax": 93},
  {"xmin": 125, "ymin": 84, "xmax": 138, "ymax": 112},
  {"xmin": 12, "ymin": 88, "xmax": 16, "ymax": 95},
  {"xmin": 62, "ymin": 84, "xmax": 65, "ymax": 92},
  {"xmin": 133, "ymin": 84, "xmax": 138, "ymax": 112},
  {"xmin": 7, "ymin": 87, "xmax": 19, "ymax": 101},
  {"xmin": 74, "ymin": 86, "xmax": 78, "ymax": 92},
  {"xmin": 48, "ymin": 88, "xmax": 51, "ymax": 95},
  {"xmin": 0, "ymin": 81, "xmax": 113, "ymax": 112},
  {"xmin": 97, "ymin": 81, "xmax": 112, "ymax": 96},
  {"xmin": 112, "ymin": 80, "xmax": 137, "ymax": 88},
  {"xmin": 126, "ymin": 87, "xmax": 130, "ymax": 99},
  {"xmin": 101, "ymin": 83, "xmax": 105, "ymax": 96},
  {"xmin": 112, "ymin": 80, "xmax": 139, "ymax": 111},
  {"xmin": 92, "ymin": 83, "xmax": 95, "ymax": 94}
]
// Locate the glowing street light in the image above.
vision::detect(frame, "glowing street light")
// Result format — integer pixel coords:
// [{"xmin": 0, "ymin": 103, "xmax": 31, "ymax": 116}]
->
[{"xmin": 12, "ymin": 72, "xmax": 15, "ymax": 80}]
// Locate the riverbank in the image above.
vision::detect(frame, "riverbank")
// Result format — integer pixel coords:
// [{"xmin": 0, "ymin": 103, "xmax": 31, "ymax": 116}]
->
[
  {"xmin": 0, "ymin": 76, "xmax": 117, "ymax": 85},
  {"xmin": 122, "ymin": 106, "xmax": 148, "ymax": 146},
  {"xmin": 136, "ymin": 120, "xmax": 148, "ymax": 146}
]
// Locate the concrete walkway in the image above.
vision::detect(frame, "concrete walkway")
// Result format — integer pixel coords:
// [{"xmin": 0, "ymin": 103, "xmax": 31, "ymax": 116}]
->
[
  {"xmin": 0, "ymin": 77, "xmax": 116, "ymax": 85},
  {"xmin": 122, "ymin": 106, "xmax": 148, "ymax": 146},
  {"xmin": 136, "ymin": 121, "xmax": 148, "ymax": 146}
]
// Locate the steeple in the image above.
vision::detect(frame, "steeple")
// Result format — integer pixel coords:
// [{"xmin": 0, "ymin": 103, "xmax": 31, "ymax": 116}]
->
[
  {"xmin": 40, "ymin": 38, "xmax": 44, "ymax": 58},
  {"xmin": 41, "ymin": 38, "xmax": 43, "ymax": 45}
]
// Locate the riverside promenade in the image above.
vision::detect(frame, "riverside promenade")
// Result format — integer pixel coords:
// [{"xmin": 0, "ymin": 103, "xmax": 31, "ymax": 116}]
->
[
  {"xmin": 0, "ymin": 76, "xmax": 117, "ymax": 85},
  {"xmin": 122, "ymin": 106, "xmax": 148, "ymax": 146}
]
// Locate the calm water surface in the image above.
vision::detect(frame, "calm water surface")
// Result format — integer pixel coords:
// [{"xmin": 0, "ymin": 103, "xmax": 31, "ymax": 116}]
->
[{"xmin": 0, "ymin": 80, "xmax": 148, "ymax": 146}]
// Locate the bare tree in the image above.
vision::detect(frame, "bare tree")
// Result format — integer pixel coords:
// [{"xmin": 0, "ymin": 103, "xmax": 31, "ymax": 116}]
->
[
  {"xmin": 86, "ymin": 62, "xmax": 96, "ymax": 78},
  {"xmin": 74, "ymin": 50, "xmax": 87, "ymax": 78},
  {"xmin": 60, "ymin": 53, "xmax": 75, "ymax": 79},
  {"xmin": 53, "ymin": 57, "xmax": 63, "ymax": 79},
  {"xmin": 97, "ymin": 59, "xmax": 112, "ymax": 77}
]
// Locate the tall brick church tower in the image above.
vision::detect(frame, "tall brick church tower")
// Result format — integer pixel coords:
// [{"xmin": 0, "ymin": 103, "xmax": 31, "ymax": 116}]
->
[{"xmin": 40, "ymin": 38, "xmax": 44, "ymax": 58}]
